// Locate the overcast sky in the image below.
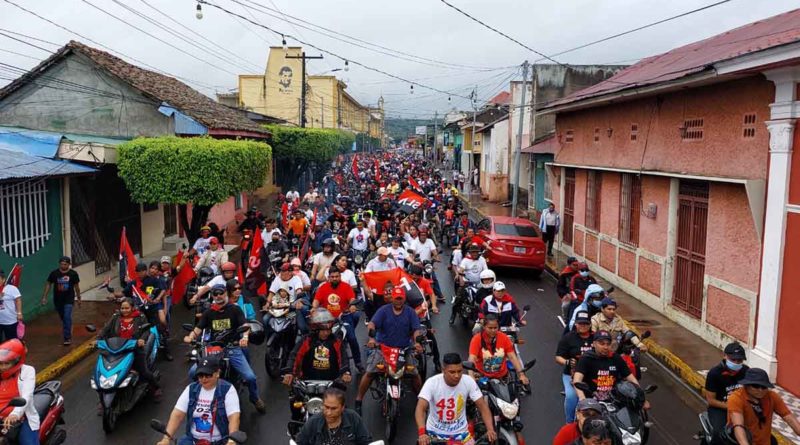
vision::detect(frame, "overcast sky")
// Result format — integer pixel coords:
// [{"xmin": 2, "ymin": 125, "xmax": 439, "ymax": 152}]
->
[{"xmin": 0, "ymin": 0, "xmax": 797, "ymax": 119}]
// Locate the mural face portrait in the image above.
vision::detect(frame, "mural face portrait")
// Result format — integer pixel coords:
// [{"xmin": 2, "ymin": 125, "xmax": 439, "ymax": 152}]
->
[{"xmin": 278, "ymin": 66, "xmax": 293, "ymax": 91}]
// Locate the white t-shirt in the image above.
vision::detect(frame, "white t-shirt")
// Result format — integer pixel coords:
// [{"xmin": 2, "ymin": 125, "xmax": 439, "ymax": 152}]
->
[
  {"xmin": 293, "ymin": 270, "xmax": 311, "ymax": 288},
  {"xmin": 388, "ymin": 247, "xmax": 408, "ymax": 269},
  {"xmin": 260, "ymin": 227, "xmax": 282, "ymax": 246},
  {"xmin": 459, "ymin": 257, "xmax": 487, "ymax": 284},
  {"xmin": 451, "ymin": 249, "xmax": 463, "ymax": 268},
  {"xmin": 269, "ymin": 275, "xmax": 304, "ymax": 299},
  {"xmin": 365, "ymin": 257, "xmax": 397, "ymax": 273},
  {"xmin": 0, "ymin": 284, "xmax": 20, "ymax": 325},
  {"xmin": 348, "ymin": 228, "xmax": 371, "ymax": 251},
  {"xmin": 286, "ymin": 191, "xmax": 300, "ymax": 201},
  {"xmin": 411, "ymin": 238, "xmax": 437, "ymax": 262},
  {"xmin": 312, "ymin": 252, "xmax": 337, "ymax": 281},
  {"xmin": 418, "ymin": 374, "xmax": 483, "ymax": 437},
  {"xmin": 193, "ymin": 237, "xmax": 211, "ymax": 256},
  {"xmin": 365, "ymin": 218, "xmax": 377, "ymax": 233},
  {"xmin": 175, "ymin": 384, "xmax": 240, "ymax": 442},
  {"xmin": 324, "ymin": 268, "xmax": 357, "ymax": 289}
]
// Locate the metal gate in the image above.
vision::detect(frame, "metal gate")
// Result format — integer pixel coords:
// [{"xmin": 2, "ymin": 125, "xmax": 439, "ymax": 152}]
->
[
  {"xmin": 563, "ymin": 169, "xmax": 576, "ymax": 246},
  {"xmin": 673, "ymin": 180, "xmax": 709, "ymax": 318}
]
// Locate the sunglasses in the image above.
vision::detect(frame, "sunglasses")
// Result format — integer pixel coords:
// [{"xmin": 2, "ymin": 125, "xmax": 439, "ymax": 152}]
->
[
  {"xmin": 233, "ymin": 286, "xmax": 242, "ymax": 291},
  {"xmin": 197, "ymin": 373, "xmax": 213, "ymax": 379},
  {"xmin": 211, "ymin": 291, "xmax": 225, "ymax": 296}
]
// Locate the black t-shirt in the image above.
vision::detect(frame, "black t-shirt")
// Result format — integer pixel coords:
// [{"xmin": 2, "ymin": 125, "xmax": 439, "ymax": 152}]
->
[
  {"xmin": 262, "ymin": 241, "xmax": 288, "ymax": 266},
  {"xmin": 197, "ymin": 304, "xmax": 247, "ymax": 343},
  {"xmin": 47, "ymin": 269, "xmax": 80, "ymax": 305},
  {"xmin": 556, "ymin": 331, "xmax": 595, "ymax": 375},
  {"xmin": 704, "ymin": 361, "xmax": 749, "ymax": 402},
  {"xmin": 123, "ymin": 277, "xmax": 165, "ymax": 304},
  {"xmin": 575, "ymin": 351, "xmax": 631, "ymax": 400}
]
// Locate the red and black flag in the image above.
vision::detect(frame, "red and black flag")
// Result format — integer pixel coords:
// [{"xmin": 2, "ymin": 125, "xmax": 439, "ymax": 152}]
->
[{"xmin": 396, "ymin": 189, "xmax": 428, "ymax": 214}]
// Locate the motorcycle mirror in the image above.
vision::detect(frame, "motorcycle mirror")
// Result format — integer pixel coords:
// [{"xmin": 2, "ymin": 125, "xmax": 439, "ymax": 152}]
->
[
  {"xmin": 182, "ymin": 323, "xmax": 195, "ymax": 332},
  {"xmin": 645, "ymin": 384, "xmax": 658, "ymax": 394},
  {"xmin": 522, "ymin": 305, "xmax": 531, "ymax": 312},
  {"xmin": 237, "ymin": 325, "xmax": 251, "ymax": 334},
  {"xmin": 461, "ymin": 361, "xmax": 477, "ymax": 372},
  {"xmin": 149, "ymin": 419, "xmax": 168, "ymax": 434},
  {"xmin": 574, "ymin": 381, "xmax": 591, "ymax": 393},
  {"xmin": 606, "ymin": 286, "xmax": 615, "ymax": 294},
  {"xmin": 524, "ymin": 359, "xmax": 537, "ymax": 371},
  {"xmin": 641, "ymin": 330, "xmax": 652, "ymax": 340},
  {"xmin": 8, "ymin": 397, "xmax": 26, "ymax": 407},
  {"xmin": 229, "ymin": 431, "xmax": 247, "ymax": 443},
  {"xmin": 85, "ymin": 324, "xmax": 97, "ymax": 333}
]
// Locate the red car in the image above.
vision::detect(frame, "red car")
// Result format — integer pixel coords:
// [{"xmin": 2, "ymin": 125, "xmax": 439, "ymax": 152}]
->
[{"xmin": 476, "ymin": 216, "xmax": 546, "ymax": 276}]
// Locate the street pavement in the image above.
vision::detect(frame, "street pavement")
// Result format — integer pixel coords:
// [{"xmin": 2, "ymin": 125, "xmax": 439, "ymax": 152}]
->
[{"xmin": 54, "ymin": 256, "xmax": 705, "ymax": 445}]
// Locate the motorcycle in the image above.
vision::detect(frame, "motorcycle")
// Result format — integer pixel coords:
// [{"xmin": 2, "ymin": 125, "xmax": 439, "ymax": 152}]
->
[
  {"xmin": 462, "ymin": 359, "xmax": 536, "ymax": 445},
  {"xmin": 452, "ymin": 283, "xmax": 480, "ymax": 328},
  {"xmin": 349, "ymin": 248, "xmax": 368, "ymax": 272},
  {"xmin": 184, "ymin": 324, "xmax": 251, "ymax": 390},
  {"xmin": 264, "ymin": 303, "xmax": 298, "ymax": 379},
  {"xmin": 618, "ymin": 330, "xmax": 651, "ymax": 380},
  {"xmin": 286, "ymin": 379, "xmax": 333, "ymax": 439},
  {"xmin": 574, "ymin": 381, "xmax": 658, "ymax": 445},
  {"xmin": 150, "ymin": 419, "xmax": 247, "ymax": 444},
  {"xmin": 368, "ymin": 344, "xmax": 415, "ymax": 442},
  {"xmin": 0, "ymin": 386, "xmax": 66, "ymax": 445},
  {"xmin": 183, "ymin": 266, "xmax": 214, "ymax": 309},
  {"xmin": 88, "ymin": 323, "xmax": 160, "ymax": 433}
]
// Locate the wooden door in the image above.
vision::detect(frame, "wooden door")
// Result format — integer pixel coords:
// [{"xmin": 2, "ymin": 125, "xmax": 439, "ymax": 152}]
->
[
  {"xmin": 673, "ymin": 180, "xmax": 708, "ymax": 318},
  {"xmin": 563, "ymin": 169, "xmax": 576, "ymax": 246}
]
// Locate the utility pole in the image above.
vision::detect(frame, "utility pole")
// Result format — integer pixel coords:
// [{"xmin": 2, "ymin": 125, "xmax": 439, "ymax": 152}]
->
[
  {"xmin": 433, "ymin": 111, "xmax": 438, "ymax": 165},
  {"xmin": 468, "ymin": 87, "xmax": 478, "ymax": 195},
  {"xmin": 286, "ymin": 52, "xmax": 323, "ymax": 127},
  {"xmin": 511, "ymin": 61, "xmax": 529, "ymax": 218}
]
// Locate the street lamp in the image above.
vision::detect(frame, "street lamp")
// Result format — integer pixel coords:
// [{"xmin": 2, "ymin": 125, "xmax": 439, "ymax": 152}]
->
[{"xmin": 195, "ymin": 2, "xmax": 203, "ymax": 19}]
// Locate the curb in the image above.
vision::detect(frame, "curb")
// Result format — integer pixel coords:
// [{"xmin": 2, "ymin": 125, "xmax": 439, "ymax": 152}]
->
[{"xmin": 36, "ymin": 338, "xmax": 96, "ymax": 385}]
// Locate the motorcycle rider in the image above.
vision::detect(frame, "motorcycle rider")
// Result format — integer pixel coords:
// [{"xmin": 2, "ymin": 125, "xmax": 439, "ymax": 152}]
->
[
  {"xmin": 98, "ymin": 297, "xmax": 162, "ymax": 401},
  {"xmin": 346, "ymin": 219, "xmax": 371, "ymax": 262},
  {"xmin": 262, "ymin": 230, "xmax": 290, "ymax": 273},
  {"xmin": 191, "ymin": 262, "xmax": 238, "ymax": 304},
  {"xmin": 194, "ymin": 237, "xmax": 228, "ymax": 275},
  {"xmin": 260, "ymin": 217, "xmax": 282, "ymax": 246},
  {"xmin": 407, "ymin": 265, "xmax": 442, "ymax": 374},
  {"xmin": 727, "ymin": 368, "xmax": 800, "ymax": 445},
  {"xmin": 574, "ymin": 418, "xmax": 617, "ymax": 445},
  {"xmin": 290, "ymin": 258, "xmax": 313, "ymax": 293},
  {"xmin": 266, "ymin": 263, "xmax": 307, "ymax": 333},
  {"xmin": 354, "ymin": 287, "xmax": 423, "ymax": 416},
  {"xmin": 450, "ymin": 244, "xmax": 488, "ymax": 325},
  {"xmin": 573, "ymin": 330, "xmax": 641, "ymax": 402},
  {"xmin": 556, "ymin": 311, "xmax": 594, "ymax": 423},
  {"xmin": 454, "ymin": 211, "xmax": 474, "ymax": 232},
  {"xmin": 552, "ymin": 398, "xmax": 604, "ymax": 445},
  {"xmin": 569, "ymin": 263, "xmax": 597, "ymax": 305},
  {"xmin": 0, "ymin": 339, "xmax": 39, "ymax": 445},
  {"xmin": 557, "ymin": 257, "xmax": 580, "ymax": 319},
  {"xmin": 468, "ymin": 313, "xmax": 530, "ymax": 387},
  {"xmin": 311, "ymin": 239, "xmax": 338, "ymax": 290},
  {"xmin": 703, "ymin": 342, "xmax": 749, "ymax": 442},
  {"xmin": 288, "ymin": 209, "xmax": 309, "ymax": 239},
  {"xmin": 157, "ymin": 356, "xmax": 241, "ymax": 445},
  {"xmin": 294, "ymin": 387, "xmax": 372, "ymax": 445},
  {"xmin": 387, "ymin": 237, "xmax": 409, "ymax": 270},
  {"xmin": 312, "ymin": 269, "xmax": 362, "ymax": 373},
  {"xmin": 415, "ymin": 353, "xmax": 497, "ymax": 445},
  {"xmin": 184, "ymin": 284, "xmax": 266, "ymax": 413},
  {"xmin": 591, "ymin": 297, "xmax": 646, "ymax": 353},
  {"xmin": 365, "ymin": 247, "xmax": 398, "ymax": 272},
  {"xmin": 310, "ymin": 220, "xmax": 333, "ymax": 255},
  {"xmin": 475, "ymin": 281, "xmax": 526, "ymax": 333},
  {"xmin": 191, "ymin": 225, "xmax": 213, "ymax": 256},
  {"xmin": 567, "ymin": 284, "xmax": 606, "ymax": 331}
]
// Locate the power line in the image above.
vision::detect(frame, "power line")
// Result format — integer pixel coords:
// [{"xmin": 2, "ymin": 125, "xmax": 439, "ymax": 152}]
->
[
  {"xmin": 0, "ymin": 31, "xmax": 53, "ymax": 53},
  {"xmin": 0, "ymin": 27, "xmax": 60, "ymax": 46},
  {"xmin": 0, "ymin": 48, "xmax": 41, "ymax": 61}
]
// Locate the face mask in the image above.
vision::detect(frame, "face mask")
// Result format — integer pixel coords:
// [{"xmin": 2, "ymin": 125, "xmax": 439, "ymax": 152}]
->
[
  {"xmin": 591, "ymin": 299, "xmax": 603, "ymax": 308},
  {"xmin": 580, "ymin": 271, "xmax": 590, "ymax": 277},
  {"xmin": 725, "ymin": 360, "xmax": 743, "ymax": 371}
]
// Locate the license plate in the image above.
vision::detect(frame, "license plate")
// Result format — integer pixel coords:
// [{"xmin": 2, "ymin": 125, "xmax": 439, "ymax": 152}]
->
[
  {"xmin": 514, "ymin": 247, "xmax": 526, "ymax": 254},
  {"xmin": 388, "ymin": 384, "xmax": 400, "ymax": 399}
]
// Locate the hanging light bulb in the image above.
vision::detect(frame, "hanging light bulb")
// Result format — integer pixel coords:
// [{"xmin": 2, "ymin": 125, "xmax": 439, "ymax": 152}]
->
[
  {"xmin": 282, "ymin": 35, "xmax": 288, "ymax": 53},
  {"xmin": 448, "ymin": 96, "xmax": 451, "ymax": 102},
  {"xmin": 410, "ymin": 85, "xmax": 414, "ymax": 95},
  {"xmin": 195, "ymin": 2, "xmax": 203, "ymax": 20},
  {"xmin": 344, "ymin": 60, "xmax": 349, "ymax": 72}
]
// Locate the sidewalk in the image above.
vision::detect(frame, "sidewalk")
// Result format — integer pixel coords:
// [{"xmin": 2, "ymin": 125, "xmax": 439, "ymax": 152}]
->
[{"xmin": 463, "ymin": 196, "xmax": 800, "ymax": 444}]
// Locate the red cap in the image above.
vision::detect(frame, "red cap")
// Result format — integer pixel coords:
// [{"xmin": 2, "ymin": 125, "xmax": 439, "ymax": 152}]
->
[
  {"xmin": 280, "ymin": 263, "xmax": 291, "ymax": 271},
  {"xmin": 208, "ymin": 236, "xmax": 219, "ymax": 245},
  {"xmin": 391, "ymin": 287, "xmax": 406, "ymax": 300}
]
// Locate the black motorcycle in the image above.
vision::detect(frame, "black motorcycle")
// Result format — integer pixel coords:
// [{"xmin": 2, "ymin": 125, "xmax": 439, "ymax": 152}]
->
[
  {"xmin": 574, "ymin": 380, "xmax": 658, "ymax": 445},
  {"xmin": 183, "ymin": 266, "xmax": 214, "ymax": 309},
  {"xmin": 452, "ymin": 282, "xmax": 480, "ymax": 328},
  {"xmin": 286, "ymin": 379, "xmax": 334, "ymax": 439},
  {"xmin": 183, "ymin": 324, "xmax": 250, "ymax": 390},
  {"xmin": 150, "ymin": 419, "xmax": 247, "ymax": 444}
]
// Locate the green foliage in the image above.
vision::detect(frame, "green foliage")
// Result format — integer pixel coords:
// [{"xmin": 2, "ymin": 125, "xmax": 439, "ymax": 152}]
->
[
  {"xmin": 117, "ymin": 136, "xmax": 272, "ymax": 206},
  {"xmin": 385, "ymin": 118, "xmax": 429, "ymax": 143},
  {"xmin": 355, "ymin": 133, "xmax": 381, "ymax": 151},
  {"xmin": 264, "ymin": 125, "xmax": 355, "ymax": 162}
]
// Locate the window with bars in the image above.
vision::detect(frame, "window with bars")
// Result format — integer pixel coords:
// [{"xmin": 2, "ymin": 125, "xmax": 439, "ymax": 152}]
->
[
  {"xmin": 619, "ymin": 173, "xmax": 641, "ymax": 246},
  {"xmin": 594, "ymin": 128, "xmax": 600, "ymax": 143},
  {"xmin": 565, "ymin": 129, "xmax": 574, "ymax": 143},
  {"xmin": 585, "ymin": 171, "xmax": 602, "ymax": 231},
  {"xmin": 630, "ymin": 123, "xmax": 639, "ymax": 142},
  {"xmin": 742, "ymin": 113, "xmax": 756, "ymax": 139},
  {"xmin": 234, "ymin": 193, "xmax": 243, "ymax": 210},
  {"xmin": 681, "ymin": 118, "xmax": 704, "ymax": 141},
  {"xmin": 0, "ymin": 180, "xmax": 51, "ymax": 258}
]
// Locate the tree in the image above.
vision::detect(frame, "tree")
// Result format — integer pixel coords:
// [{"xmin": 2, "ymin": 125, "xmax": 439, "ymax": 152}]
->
[
  {"xmin": 117, "ymin": 136, "xmax": 271, "ymax": 244},
  {"xmin": 264, "ymin": 125, "xmax": 354, "ymax": 189}
]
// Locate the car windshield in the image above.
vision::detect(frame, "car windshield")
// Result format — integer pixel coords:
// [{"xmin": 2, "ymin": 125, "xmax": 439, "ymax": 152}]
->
[{"xmin": 494, "ymin": 223, "xmax": 538, "ymax": 237}]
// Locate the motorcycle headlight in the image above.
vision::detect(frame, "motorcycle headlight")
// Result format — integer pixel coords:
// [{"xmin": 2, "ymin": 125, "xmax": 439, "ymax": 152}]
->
[
  {"xmin": 98, "ymin": 374, "xmax": 118, "ymax": 389},
  {"xmin": 118, "ymin": 374, "xmax": 134, "ymax": 388},
  {"xmin": 494, "ymin": 396, "xmax": 519, "ymax": 420},
  {"xmin": 621, "ymin": 430, "xmax": 641, "ymax": 445},
  {"xmin": 306, "ymin": 397, "xmax": 324, "ymax": 416}
]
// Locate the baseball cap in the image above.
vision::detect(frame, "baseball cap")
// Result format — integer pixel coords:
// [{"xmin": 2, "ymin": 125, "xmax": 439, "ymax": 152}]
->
[
  {"xmin": 196, "ymin": 356, "xmax": 220, "ymax": 375},
  {"xmin": 492, "ymin": 281, "xmax": 506, "ymax": 291},
  {"xmin": 377, "ymin": 246, "xmax": 389, "ymax": 256},
  {"xmin": 160, "ymin": 255, "xmax": 171, "ymax": 264},
  {"xmin": 600, "ymin": 297, "xmax": 617, "ymax": 308},
  {"xmin": 59, "ymin": 256, "xmax": 72, "ymax": 264},
  {"xmin": 210, "ymin": 283, "xmax": 226, "ymax": 294},
  {"xmin": 280, "ymin": 263, "xmax": 291, "ymax": 271},
  {"xmin": 574, "ymin": 311, "xmax": 591, "ymax": 325},
  {"xmin": 724, "ymin": 342, "xmax": 747, "ymax": 361},
  {"xmin": 391, "ymin": 287, "xmax": 406, "ymax": 300},
  {"xmin": 200, "ymin": 225, "xmax": 211, "ymax": 232},
  {"xmin": 594, "ymin": 330, "xmax": 612, "ymax": 342},
  {"xmin": 576, "ymin": 398, "xmax": 603, "ymax": 413}
]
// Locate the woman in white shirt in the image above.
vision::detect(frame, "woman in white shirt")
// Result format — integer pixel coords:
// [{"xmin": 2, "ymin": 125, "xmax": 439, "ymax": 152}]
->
[{"xmin": 0, "ymin": 339, "xmax": 39, "ymax": 445}]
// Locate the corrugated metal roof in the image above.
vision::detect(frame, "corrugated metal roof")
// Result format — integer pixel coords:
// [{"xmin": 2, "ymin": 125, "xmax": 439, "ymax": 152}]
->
[
  {"xmin": 0, "ymin": 126, "xmax": 62, "ymax": 157},
  {"xmin": 545, "ymin": 8, "xmax": 800, "ymax": 109},
  {"xmin": 522, "ymin": 135, "xmax": 557, "ymax": 154},
  {"xmin": 0, "ymin": 148, "xmax": 96, "ymax": 182}
]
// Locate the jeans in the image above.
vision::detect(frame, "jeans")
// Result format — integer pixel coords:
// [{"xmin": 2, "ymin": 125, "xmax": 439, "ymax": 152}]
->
[
  {"xmin": 295, "ymin": 296, "xmax": 310, "ymax": 334},
  {"xmin": 0, "ymin": 323, "xmax": 17, "ymax": 342},
  {"xmin": 563, "ymin": 373, "xmax": 578, "ymax": 423},
  {"xmin": 340, "ymin": 311, "xmax": 362, "ymax": 366},
  {"xmin": 55, "ymin": 304, "xmax": 73, "ymax": 341},
  {"xmin": 18, "ymin": 421, "xmax": 39, "ymax": 445},
  {"xmin": 430, "ymin": 271, "xmax": 444, "ymax": 300},
  {"xmin": 190, "ymin": 347, "xmax": 260, "ymax": 402}
]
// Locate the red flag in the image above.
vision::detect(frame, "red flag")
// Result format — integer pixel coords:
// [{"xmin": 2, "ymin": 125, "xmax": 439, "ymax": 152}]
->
[
  {"xmin": 237, "ymin": 263, "xmax": 245, "ymax": 284},
  {"xmin": 352, "ymin": 155, "xmax": 359, "ymax": 176},
  {"xmin": 0, "ymin": 264, "xmax": 21, "ymax": 293},
  {"xmin": 397, "ymin": 189, "xmax": 428, "ymax": 214},
  {"xmin": 245, "ymin": 221, "xmax": 268, "ymax": 296},
  {"xmin": 172, "ymin": 264, "xmax": 196, "ymax": 303},
  {"xmin": 119, "ymin": 227, "xmax": 139, "ymax": 286},
  {"xmin": 363, "ymin": 269, "xmax": 403, "ymax": 297},
  {"xmin": 408, "ymin": 176, "xmax": 422, "ymax": 191},
  {"xmin": 175, "ymin": 250, "xmax": 184, "ymax": 267},
  {"xmin": 281, "ymin": 202, "xmax": 289, "ymax": 228},
  {"xmin": 374, "ymin": 160, "xmax": 381, "ymax": 184}
]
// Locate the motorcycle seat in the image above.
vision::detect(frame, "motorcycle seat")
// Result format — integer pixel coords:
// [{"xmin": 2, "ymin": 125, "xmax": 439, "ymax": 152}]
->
[{"xmin": 33, "ymin": 384, "xmax": 57, "ymax": 419}]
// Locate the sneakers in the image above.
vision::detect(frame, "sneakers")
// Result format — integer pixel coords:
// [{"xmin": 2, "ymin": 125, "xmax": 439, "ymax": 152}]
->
[
  {"xmin": 355, "ymin": 363, "xmax": 365, "ymax": 374},
  {"xmin": 354, "ymin": 400, "xmax": 363, "ymax": 416},
  {"xmin": 63, "ymin": 340, "xmax": 71, "ymax": 346},
  {"xmin": 253, "ymin": 399, "xmax": 266, "ymax": 414}
]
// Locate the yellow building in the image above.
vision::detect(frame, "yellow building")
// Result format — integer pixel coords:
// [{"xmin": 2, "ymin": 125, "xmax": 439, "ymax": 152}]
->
[{"xmin": 238, "ymin": 47, "xmax": 384, "ymax": 142}]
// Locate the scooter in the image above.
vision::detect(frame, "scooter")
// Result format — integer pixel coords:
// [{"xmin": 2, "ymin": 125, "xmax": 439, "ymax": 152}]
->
[
  {"xmin": 0, "ymin": 389, "xmax": 66, "ymax": 445},
  {"xmin": 88, "ymin": 323, "xmax": 160, "ymax": 433},
  {"xmin": 286, "ymin": 379, "xmax": 333, "ymax": 439},
  {"xmin": 150, "ymin": 419, "xmax": 247, "ymax": 444},
  {"xmin": 574, "ymin": 381, "xmax": 658, "ymax": 445},
  {"xmin": 264, "ymin": 304, "xmax": 297, "ymax": 379}
]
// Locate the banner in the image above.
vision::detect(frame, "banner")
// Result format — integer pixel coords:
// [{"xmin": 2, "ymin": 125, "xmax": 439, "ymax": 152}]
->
[
  {"xmin": 118, "ymin": 227, "xmax": 139, "ymax": 286},
  {"xmin": 415, "ymin": 126, "xmax": 427, "ymax": 135},
  {"xmin": 363, "ymin": 269, "xmax": 424, "ymax": 305},
  {"xmin": 408, "ymin": 176, "xmax": 422, "ymax": 192},
  {"xmin": 245, "ymin": 221, "xmax": 267, "ymax": 297},
  {"xmin": 396, "ymin": 189, "xmax": 428, "ymax": 214}
]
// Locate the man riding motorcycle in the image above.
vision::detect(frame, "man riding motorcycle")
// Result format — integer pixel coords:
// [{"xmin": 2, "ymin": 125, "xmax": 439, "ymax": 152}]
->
[
  {"xmin": 312, "ymin": 269, "xmax": 362, "ymax": 373},
  {"xmin": 191, "ymin": 262, "xmax": 238, "ymax": 304},
  {"xmin": 573, "ymin": 330, "xmax": 642, "ymax": 403},
  {"xmin": 407, "ymin": 265, "xmax": 442, "ymax": 374},
  {"xmin": 0, "ymin": 339, "xmax": 39, "ymax": 445},
  {"xmin": 449, "ymin": 244, "xmax": 488, "ymax": 325},
  {"xmin": 476, "ymin": 281, "xmax": 526, "ymax": 333},
  {"xmin": 468, "ymin": 313, "xmax": 530, "ymax": 386},
  {"xmin": 184, "ymin": 284, "xmax": 266, "ymax": 413},
  {"xmin": 567, "ymin": 284, "xmax": 606, "ymax": 331}
]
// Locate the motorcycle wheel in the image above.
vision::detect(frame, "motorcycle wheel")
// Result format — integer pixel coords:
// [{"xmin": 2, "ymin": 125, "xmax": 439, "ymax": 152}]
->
[
  {"xmin": 102, "ymin": 406, "xmax": 118, "ymax": 434},
  {"xmin": 46, "ymin": 427, "xmax": 67, "ymax": 445},
  {"xmin": 384, "ymin": 398, "xmax": 398, "ymax": 442},
  {"xmin": 265, "ymin": 344, "xmax": 281, "ymax": 379},
  {"xmin": 417, "ymin": 351, "xmax": 428, "ymax": 380}
]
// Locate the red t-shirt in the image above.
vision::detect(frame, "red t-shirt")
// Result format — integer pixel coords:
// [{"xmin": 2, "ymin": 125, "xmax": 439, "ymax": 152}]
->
[
  {"xmin": 414, "ymin": 277, "xmax": 434, "ymax": 297},
  {"xmin": 552, "ymin": 422, "xmax": 580, "ymax": 445},
  {"xmin": 468, "ymin": 332, "xmax": 515, "ymax": 379},
  {"xmin": 314, "ymin": 282, "xmax": 355, "ymax": 318}
]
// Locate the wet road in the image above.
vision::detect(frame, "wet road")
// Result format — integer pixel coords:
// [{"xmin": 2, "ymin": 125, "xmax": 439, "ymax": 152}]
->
[{"xmin": 55, "ymin": 258, "xmax": 705, "ymax": 445}]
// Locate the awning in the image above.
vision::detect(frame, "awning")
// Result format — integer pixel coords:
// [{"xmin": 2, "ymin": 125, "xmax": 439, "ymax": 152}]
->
[
  {"xmin": 522, "ymin": 135, "xmax": 557, "ymax": 154},
  {"xmin": 0, "ymin": 148, "xmax": 96, "ymax": 182},
  {"xmin": 0, "ymin": 126, "xmax": 62, "ymax": 157}
]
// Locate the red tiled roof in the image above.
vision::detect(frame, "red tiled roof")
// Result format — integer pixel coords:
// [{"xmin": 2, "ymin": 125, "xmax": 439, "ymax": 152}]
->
[
  {"xmin": 0, "ymin": 41, "xmax": 268, "ymax": 135},
  {"xmin": 545, "ymin": 8, "xmax": 800, "ymax": 109},
  {"xmin": 487, "ymin": 91, "xmax": 511, "ymax": 105}
]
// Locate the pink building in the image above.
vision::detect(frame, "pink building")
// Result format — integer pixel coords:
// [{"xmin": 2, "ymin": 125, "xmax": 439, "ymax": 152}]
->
[{"xmin": 539, "ymin": 9, "xmax": 800, "ymax": 394}]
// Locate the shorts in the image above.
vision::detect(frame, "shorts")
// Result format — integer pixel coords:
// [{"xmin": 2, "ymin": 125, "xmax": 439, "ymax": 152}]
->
[
  {"xmin": 365, "ymin": 348, "xmax": 418, "ymax": 375},
  {"xmin": 427, "ymin": 431, "xmax": 474, "ymax": 445}
]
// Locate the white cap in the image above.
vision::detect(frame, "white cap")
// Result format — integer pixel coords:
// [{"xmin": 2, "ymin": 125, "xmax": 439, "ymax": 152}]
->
[{"xmin": 493, "ymin": 281, "xmax": 506, "ymax": 291}]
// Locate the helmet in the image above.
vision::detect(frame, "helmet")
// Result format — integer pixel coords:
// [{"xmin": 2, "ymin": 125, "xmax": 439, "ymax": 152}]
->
[
  {"xmin": 322, "ymin": 238, "xmax": 336, "ymax": 247},
  {"xmin": 479, "ymin": 269, "xmax": 496, "ymax": 288},
  {"xmin": 310, "ymin": 308, "xmax": 336, "ymax": 331},
  {"xmin": 198, "ymin": 267, "xmax": 215, "ymax": 282},
  {"xmin": 246, "ymin": 321, "xmax": 265, "ymax": 345},
  {"xmin": 585, "ymin": 284, "xmax": 605, "ymax": 299},
  {"xmin": 290, "ymin": 257, "xmax": 302, "ymax": 267},
  {"xmin": 468, "ymin": 243, "xmax": 481, "ymax": 253},
  {"xmin": 0, "ymin": 339, "xmax": 25, "ymax": 379},
  {"xmin": 221, "ymin": 262, "xmax": 236, "ymax": 273}
]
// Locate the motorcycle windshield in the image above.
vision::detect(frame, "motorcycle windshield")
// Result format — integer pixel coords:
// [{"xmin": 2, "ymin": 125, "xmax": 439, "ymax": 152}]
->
[
  {"xmin": 101, "ymin": 337, "xmax": 136, "ymax": 354},
  {"xmin": 611, "ymin": 406, "xmax": 641, "ymax": 433},
  {"xmin": 488, "ymin": 379, "xmax": 512, "ymax": 401}
]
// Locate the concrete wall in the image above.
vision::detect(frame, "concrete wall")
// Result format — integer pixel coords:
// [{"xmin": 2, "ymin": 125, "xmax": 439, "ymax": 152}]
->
[
  {"xmin": 238, "ymin": 75, "xmax": 268, "ymax": 115},
  {"xmin": 0, "ymin": 53, "xmax": 173, "ymax": 138},
  {"xmin": 140, "ymin": 204, "xmax": 166, "ymax": 256},
  {"xmin": 554, "ymin": 76, "xmax": 773, "ymax": 180}
]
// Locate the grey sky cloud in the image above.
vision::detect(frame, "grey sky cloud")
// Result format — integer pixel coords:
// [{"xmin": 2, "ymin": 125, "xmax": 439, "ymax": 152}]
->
[{"xmin": 0, "ymin": 0, "xmax": 796, "ymax": 119}]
